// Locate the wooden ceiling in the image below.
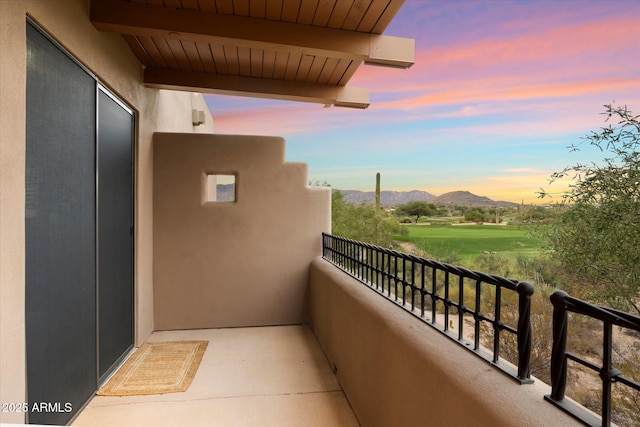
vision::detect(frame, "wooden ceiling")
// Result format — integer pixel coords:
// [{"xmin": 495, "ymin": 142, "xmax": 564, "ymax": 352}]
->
[{"xmin": 91, "ymin": 0, "xmax": 414, "ymax": 108}]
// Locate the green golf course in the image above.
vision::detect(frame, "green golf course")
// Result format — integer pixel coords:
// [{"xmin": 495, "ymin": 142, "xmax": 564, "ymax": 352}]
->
[{"xmin": 395, "ymin": 224, "xmax": 545, "ymax": 263}]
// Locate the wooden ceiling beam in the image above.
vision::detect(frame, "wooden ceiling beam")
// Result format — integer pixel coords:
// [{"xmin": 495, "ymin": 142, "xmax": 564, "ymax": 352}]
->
[
  {"xmin": 90, "ymin": 0, "xmax": 413, "ymax": 69},
  {"xmin": 144, "ymin": 68, "xmax": 370, "ymax": 109}
]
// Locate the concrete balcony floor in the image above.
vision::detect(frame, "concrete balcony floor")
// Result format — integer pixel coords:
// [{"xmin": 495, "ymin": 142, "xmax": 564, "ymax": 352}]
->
[{"xmin": 72, "ymin": 325, "xmax": 359, "ymax": 427}]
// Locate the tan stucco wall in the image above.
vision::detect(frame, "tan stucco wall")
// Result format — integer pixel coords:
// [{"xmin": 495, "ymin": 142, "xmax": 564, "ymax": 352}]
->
[
  {"xmin": 309, "ymin": 258, "xmax": 583, "ymax": 427},
  {"xmin": 156, "ymin": 92, "xmax": 213, "ymax": 133},
  {"xmin": 0, "ymin": 1, "xmax": 213, "ymax": 423},
  {"xmin": 153, "ymin": 133, "xmax": 331, "ymax": 330},
  {"xmin": 0, "ymin": 1, "xmax": 28, "ymax": 423}
]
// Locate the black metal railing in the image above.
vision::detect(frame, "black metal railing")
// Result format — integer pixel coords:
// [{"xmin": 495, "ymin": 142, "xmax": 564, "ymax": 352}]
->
[
  {"xmin": 545, "ymin": 290, "xmax": 640, "ymax": 427},
  {"xmin": 321, "ymin": 233, "xmax": 534, "ymax": 383}
]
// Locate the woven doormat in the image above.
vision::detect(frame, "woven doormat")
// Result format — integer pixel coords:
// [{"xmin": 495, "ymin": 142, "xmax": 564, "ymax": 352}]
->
[{"xmin": 98, "ymin": 340, "xmax": 208, "ymax": 396}]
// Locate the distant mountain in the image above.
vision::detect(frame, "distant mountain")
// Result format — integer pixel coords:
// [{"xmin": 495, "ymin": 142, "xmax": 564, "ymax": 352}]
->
[
  {"xmin": 336, "ymin": 189, "xmax": 518, "ymax": 208},
  {"xmin": 434, "ymin": 191, "xmax": 518, "ymax": 208},
  {"xmin": 337, "ymin": 189, "xmax": 436, "ymax": 205}
]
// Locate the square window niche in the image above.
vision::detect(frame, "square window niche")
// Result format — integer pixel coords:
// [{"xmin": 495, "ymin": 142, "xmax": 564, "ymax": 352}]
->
[{"xmin": 203, "ymin": 173, "xmax": 236, "ymax": 203}]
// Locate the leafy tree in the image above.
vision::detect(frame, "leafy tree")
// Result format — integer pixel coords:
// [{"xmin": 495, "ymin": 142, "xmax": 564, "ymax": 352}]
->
[
  {"xmin": 436, "ymin": 206, "xmax": 450, "ymax": 217},
  {"xmin": 512, "ymin": 205, "xmax": 556, "ymax": 225},
  {"xmin": 331, "ymin": 190, "xmax": 405, "ymax": 247},
  {"xmin": 463, "ymin": 207, "xmax": 487, "ymax": 223},
  {"xmin": 540, "ymin": 104, "xmax": 640, "ymax": 314},
  {"xmin": 395, "ymin": 201, "xmax": 436, "ymax": 223}
]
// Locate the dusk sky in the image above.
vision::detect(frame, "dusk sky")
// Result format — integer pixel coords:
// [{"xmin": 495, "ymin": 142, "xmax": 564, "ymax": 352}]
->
[{"xmin": 205, "ymin": 0, "xmax": 640, "ymax": 203}]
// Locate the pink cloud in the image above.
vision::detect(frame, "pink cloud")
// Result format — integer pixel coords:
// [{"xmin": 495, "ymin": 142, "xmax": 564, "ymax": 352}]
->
[
  {"xmin": 208, "ymin": 107, "xmax": 322, "ymax": 136},
  {"xmin": 210, "ymin": 102, "xmax": 373, "ymax": 136},
  {"xmin": 424, "ymin": 17, "xmax": 638, "ymax": 71},
  {"xmin": 352, "ymin": 15, "xmax": 640, "ymax": 95},
  {"xmin": 373, "ymin": 78, "xmax": 639, "ymax": 112},
  {"xmin": 208, "ymin": 5, "xmax": 640, "ymax": 144}
]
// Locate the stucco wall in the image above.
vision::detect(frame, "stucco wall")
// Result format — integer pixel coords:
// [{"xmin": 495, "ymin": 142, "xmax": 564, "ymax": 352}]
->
[
  {"xmin": 153, "ymin": 133, "xmax": 331, "ymax": 330},
  {"xmin": 308, "ymin": 258, "xmax": 583, "ymax": 427},
  {"xmin": 0, "ymin": 1, "xmax": 28, "ymax": 423},
  {"xmin": 0, "ymin": 0, "xmax": 213, "ymax": 423}
]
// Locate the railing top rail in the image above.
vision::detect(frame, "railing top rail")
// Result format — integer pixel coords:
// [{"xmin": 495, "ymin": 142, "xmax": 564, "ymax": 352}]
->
[
  {"xmin": 323, "ymin": 233, "xmax": 532, "ymax": 294},
  {"xmin": 550, "ymin": 290, "xmax": 640, "ymax": 331}
]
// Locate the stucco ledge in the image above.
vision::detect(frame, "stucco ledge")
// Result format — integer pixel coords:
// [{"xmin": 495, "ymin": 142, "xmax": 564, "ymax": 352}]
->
[{"xmin": 308, "ymin": 257, "xmax": 583, "ymax": 427}]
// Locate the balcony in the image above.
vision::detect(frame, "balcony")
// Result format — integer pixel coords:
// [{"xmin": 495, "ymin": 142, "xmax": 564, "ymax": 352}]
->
[
  {"xmin": 71, "ymin": 251, "xmax": 587, "ymax": 427},
  {"xmin": 72, "ymin": 325, "xmax": 358, "ymax": 427},
  {"xmin": 66, "ymin": 134, "xmax": 636, "ymax": 427}
]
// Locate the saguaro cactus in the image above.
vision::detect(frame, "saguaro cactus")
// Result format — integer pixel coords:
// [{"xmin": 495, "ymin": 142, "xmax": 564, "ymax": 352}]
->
[{"xmin": 375, "ymin": 172, "xmax": 381, "ymax": 212}]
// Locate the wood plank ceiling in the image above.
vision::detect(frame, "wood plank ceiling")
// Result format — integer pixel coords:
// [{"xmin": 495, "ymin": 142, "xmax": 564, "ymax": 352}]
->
[{"xmin": 91, "ymin": 0, "xmax": 414, "ymax": 108}]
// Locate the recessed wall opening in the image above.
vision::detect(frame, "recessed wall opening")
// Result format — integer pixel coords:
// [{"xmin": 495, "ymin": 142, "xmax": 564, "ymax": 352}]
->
[{"xmin": 204, "ymin": 173, "xmax": 236, "ymax": 203}]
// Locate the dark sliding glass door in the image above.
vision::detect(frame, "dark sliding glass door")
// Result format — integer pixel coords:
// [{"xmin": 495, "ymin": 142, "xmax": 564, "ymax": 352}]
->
[
  {"xmin": 26, "ymin": 22, "xmax": 134, "ymax": 425},
  {"xmin": 97, "ymin": 88, "xmax": 134, "ymax": 381}
]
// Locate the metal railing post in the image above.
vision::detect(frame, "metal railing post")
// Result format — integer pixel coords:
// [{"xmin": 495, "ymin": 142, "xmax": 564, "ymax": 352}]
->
[
  {"xmin": 548, "ymin": 290, "xmax": 569, "ymax": 401},
  {"xmin": 516, "ymin": 281, "xmax": 534, "ymax": 382},
  {"xmin": 601, "ymin": 322, "xmax": 615, "ymax": 427}
]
